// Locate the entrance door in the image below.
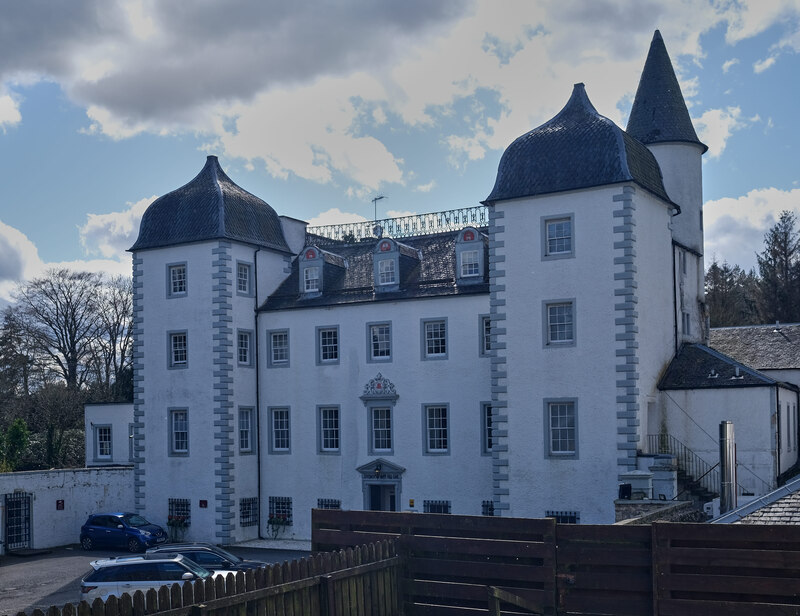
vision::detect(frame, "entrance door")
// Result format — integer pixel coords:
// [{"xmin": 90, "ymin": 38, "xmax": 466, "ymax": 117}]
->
[
  {"xmin": 368, "ymin": 484, "xmax": 396, "ymax": 511},
  {"xmin": 4, "ymin": 492, "xmax": 31, "ymax": 551}
]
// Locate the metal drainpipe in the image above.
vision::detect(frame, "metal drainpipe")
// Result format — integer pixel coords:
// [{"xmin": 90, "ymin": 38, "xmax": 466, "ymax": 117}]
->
[
  {"xmin": 776, "ymin": 388, "xmax": 781, "ymax": 481},
  {"xmin": 671, "ymin": 242, "xmax": 679, "ymax": 353},
  {"xmin": 719, "ymin": 421, "xmax": 737, "ymax": 514},
  {"xmin": 253, "ymin": 247, "xmax": 265, "ymax": 540}
]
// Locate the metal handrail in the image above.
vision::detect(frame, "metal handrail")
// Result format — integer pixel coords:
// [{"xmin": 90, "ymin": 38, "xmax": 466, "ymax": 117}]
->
[
  {"xmin": 646, "ymin": 434, "xmax": 770, "ymax": 497},
  {"xmin": 306, "ymin": 205, "xmax": 489, "ymax": 245}
]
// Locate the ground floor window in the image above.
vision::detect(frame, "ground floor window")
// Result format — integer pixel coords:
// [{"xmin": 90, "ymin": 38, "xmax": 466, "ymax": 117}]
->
[
  {"xmin": 168, "ymin": 498, "xmax": 191, "ymax": 528},
  {"xmin": 240, "ymin": 497, "xmax": 259, "ymax": 527},
  {"xmin": 482, "ymin": 500, "xmax": 495, "ymax": 516},
  {"xmin": 546, "ymin": 510, "xmax": 580, "ymax": 524},
  {"xmin": 424, "ymin": 500, "xmax": 451, "ymax": 514},
  {"xmin": 268, "ymin": 496, "xmax": 293, "ymax": 526}
]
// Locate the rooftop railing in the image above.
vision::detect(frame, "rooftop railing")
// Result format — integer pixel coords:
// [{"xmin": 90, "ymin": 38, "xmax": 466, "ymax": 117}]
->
[{"xmin": 306, "ymin": 205, "xmax": 488, "ymax": 246}]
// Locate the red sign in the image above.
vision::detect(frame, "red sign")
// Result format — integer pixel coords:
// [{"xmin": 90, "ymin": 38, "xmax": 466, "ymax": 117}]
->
[
  {"xmin": 305, "ymin": 249, "xmax": 316, "ymax": 259},
  {"xmin": 464, "ymin": 230, "xmax": 475, "ymax": 241},
  {"xmin": 380, "ymin": 241, "xmax": 391, "ymax": 252}
]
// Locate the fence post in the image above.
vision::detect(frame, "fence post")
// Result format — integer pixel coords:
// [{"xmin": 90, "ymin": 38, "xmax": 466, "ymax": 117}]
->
[{"xmin": 320, "ymin": 574, "xmax": 336, "ymax": 616}]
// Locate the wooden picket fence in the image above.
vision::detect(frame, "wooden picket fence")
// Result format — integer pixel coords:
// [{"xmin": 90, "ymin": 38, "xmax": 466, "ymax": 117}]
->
[
  {"xmin": 18, "ymin": 540, "xmax": 401, "ymax": 616},
  {"xmin": 312, "ymin": 509, "xmax": 800, "ymax": 615}
]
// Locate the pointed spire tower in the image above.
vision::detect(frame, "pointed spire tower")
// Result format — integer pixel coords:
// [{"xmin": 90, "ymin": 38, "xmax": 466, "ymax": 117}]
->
[{"xmin": 627, "ymin": 30, "xmax": 706, "ymax": 253}]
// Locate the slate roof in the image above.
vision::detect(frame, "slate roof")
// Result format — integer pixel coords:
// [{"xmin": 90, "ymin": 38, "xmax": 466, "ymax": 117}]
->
[
  {"xmin": 261, "ymin": 230, "xmax": 489, "ymax": 311},
  {"xmin": 712, "ymin": 475, "xmax": 800, "ymax": 524},
  {"xmin": 658, "ymin": 344, "xmax": 782, "ymax": 390},
  {"xmin": 484, "ymin": 83, "xmax": 673, "ymax": 206},
  {"xmin": 710, "ymin": 323, "xmax": 800, "ymax": 371},
  {"xmin": 130, "ymin": 156, "xmax": 290, "ymax": 253},
  {"xmin": 626, "ymin": 30, "xmax": 708, "ymax": 152}
]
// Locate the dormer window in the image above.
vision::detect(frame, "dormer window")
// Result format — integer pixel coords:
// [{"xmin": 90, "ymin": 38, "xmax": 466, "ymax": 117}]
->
[
  {"xmin": 460, "ymin": 250, "xmax": 479, "ymax": 277},
  {"xmin": 455, "ymin": 227, "xmax": 486, "ymax": 285},
  {"xmin": 298, "ymin": 245, "xmax": 347, "ymax": 298},
  {"xmin": 304, "ymin": 266, "xmax": 320, "ymax": 292},
  {"xmin": 378, "ymin": 259, "xmax": 396, "ymax": 285},
  {"xmin": 373, "ymin": 238, "xmax": 400, "ymax": 293}
]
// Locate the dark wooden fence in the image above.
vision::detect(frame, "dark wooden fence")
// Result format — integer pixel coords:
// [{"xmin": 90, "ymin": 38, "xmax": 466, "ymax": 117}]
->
[
  {"xmin": 312, "ymin": 509, "xmax": 800, "ymax": 615},
  {"xmin": 18, "ymin": 540, "xmax": 401, "ymax": 616}
]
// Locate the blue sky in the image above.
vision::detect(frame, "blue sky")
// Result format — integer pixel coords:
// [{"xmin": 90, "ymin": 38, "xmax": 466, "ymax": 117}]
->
[{"xmin": 0, "ymin": 1, "xmax": 798, "ymax": 302}]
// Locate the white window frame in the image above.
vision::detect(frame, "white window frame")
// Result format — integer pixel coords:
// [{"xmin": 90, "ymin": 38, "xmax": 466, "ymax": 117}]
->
[
  {"xmin": 94, "ymin": 425, "xmax": 112, "ymax": 460},
  {"xmin": 169, "ymin": 409, "xmax": 189, "ymax": 456},
  {"xmin": 236, "ymin": 262, "xmax": 252, "ymax": 296},
  {"xmin": 239, "ymin": 407, "xmax": 253, "ymax": 453},
  {"xmin": 423, "ymin": 404, "xmax": 449, "ymax": 454},
  {"xmin": 168, "ymin": 331, "xmax": 188, "ymax": 368},
  {"xmin": 167, "ymin": 263, "xmax": 187, "ymax": 297},
  {"xmin": 542, "ymin": 214, "xmax": 574, "ymax": 260},
  {"xmin": 543, "ymin": 300, "xmax": 575, "ymax": 347},
  {"xmin": 270, "ymin": 407, "xmax": 290, "ymax": 453},
  {"xmin": 304, "ymin": 266, "xmax": 320, "ymax": 293},
  {"xmin": 421, "ymin": 318, "xmax": 448, "ymax": 360},
  {"xmin": 480, "ymin": 315, "xmax": 492, "ymax": 356},
  {"xmin": 460, "ymin": 249, "xmax": 480, "ymax": 277},
  {"xmin": 378, "ymin": 259, "xmax": 396, "ymax": 285},
  {"xmin": 369, "ymin": 406, "xmax": 393, "ymax": 454},
  {"xmin": 268, "ymin": 330, "xmax": 289, "ymax": 367},
  {"xmin": 318, "ymin": 406, "xmax": 340, "ymax": 454},
  {"xmin": 544, "ymin": 399, "xmax": 578, "ymax": 458},
  {"xmin": 317, "ymin": 326, "xmax": 340, "ymax": 365},
  {"xmin": 367, "ymin": 322, "xmax": 392, "ymax": 362},
  {"xmin": 237, "ymin": 330, "xmax": 253, "ymax": 366}
]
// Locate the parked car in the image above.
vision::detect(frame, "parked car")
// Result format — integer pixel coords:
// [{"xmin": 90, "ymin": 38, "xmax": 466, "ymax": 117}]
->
[
  {"xmin": 146, "ymin": 542, "xmax": 266, "ymax": 571},
  {"xmin": 80, "ymin": 512, "xmax": 168, "ymax": 553},
  {"xmin": 80, "ymin": 553, "xmax": 235, "ymax": 603}
]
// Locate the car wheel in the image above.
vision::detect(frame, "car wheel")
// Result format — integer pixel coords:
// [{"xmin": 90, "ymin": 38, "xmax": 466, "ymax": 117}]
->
[
  {"xmin": 127, "ymin": 538, "xmax": 142, "ymax": 553},
  {"xmin": 81, "ymin": 536, "xmax": 93, "ymax": 550}
]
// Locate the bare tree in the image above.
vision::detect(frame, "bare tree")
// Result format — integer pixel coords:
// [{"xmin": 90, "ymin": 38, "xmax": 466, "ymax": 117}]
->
[
  {"xmin": 87, "ymin": 275, "xmax": 133, "ymax": 399},
  {"xmin": 13, "ymin": 269, "xmax": 103, "ymax": 389}
]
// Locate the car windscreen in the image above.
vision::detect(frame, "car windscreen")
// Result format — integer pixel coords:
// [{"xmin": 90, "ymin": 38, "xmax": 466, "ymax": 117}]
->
[
  {"xmin": 122, "ymin": 514, "xmax": 152, "ymax": 527},
  {"xmin": 179, "ymin": 557, "xmax": 212, "ymax": 579},
  {"xmin": 211, "ymin": 546, "xmax": 242, "ymax": 563}
]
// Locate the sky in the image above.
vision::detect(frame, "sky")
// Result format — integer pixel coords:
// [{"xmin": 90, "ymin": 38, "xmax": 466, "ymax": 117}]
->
[{"xmin": 0, "ymin": 0, "xmax": 798, "ymax": 303}]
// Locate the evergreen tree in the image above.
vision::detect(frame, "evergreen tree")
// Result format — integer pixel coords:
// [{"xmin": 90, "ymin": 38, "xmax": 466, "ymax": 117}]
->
[
  {"xmin": 756, "ymin": 211, "xmax": 800, "ymax": 324},
  {"xmin": 704, "ymin": 258, "xmax": 760, "ymax": 327}
]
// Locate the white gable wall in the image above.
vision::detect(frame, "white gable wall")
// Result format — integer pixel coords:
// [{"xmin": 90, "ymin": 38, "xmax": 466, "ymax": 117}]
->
[
  {"xmin": 655, "ymin": 386, "xmax": 795, "ymax": 496},
  {"xmin": 84, "ymin": 403, "xmax": 134, "ymax": 466}
]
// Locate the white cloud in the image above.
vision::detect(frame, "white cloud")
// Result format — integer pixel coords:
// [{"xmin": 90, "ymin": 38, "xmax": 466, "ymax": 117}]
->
[
  {"xmin": 79, "ymin": 196, "xmax": 155, "ymax": 258},
  {"xmin": 754, "ymin": 55, "xmax": 778, "ymax": 73},
  {"xmin": 0, "ymin": 213, "xmax": 141, "ymax": 303},
  {"xmin": 0, "ymin": 220, "xmax": 43, "ymax": 300},
  {"xmin": 694, "ymin": 106, "xmax": 747, "ymax": 159},
  {"xmin": 0, "ymin": 92, "xmax": 21, "ymax": 128},
  {"xmin": 415, "ymin": 180, "xmax": 437, "ymax": 193},
  {"xmin": 704, "ymin": 187, "xmax": 800, "ymax": 271},
  {"xmin": 722, "ymin": 57, "xmax": 739, "ymax": 73},
  {"xmin": 307, "ymin": 208, "xmax": 369, "ymax": 227}
]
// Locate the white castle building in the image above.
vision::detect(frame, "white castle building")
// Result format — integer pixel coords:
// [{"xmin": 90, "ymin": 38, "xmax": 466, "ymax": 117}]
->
[{"xmin": 111, "ymin": 31, "xmax": 798, "ymax": 544}]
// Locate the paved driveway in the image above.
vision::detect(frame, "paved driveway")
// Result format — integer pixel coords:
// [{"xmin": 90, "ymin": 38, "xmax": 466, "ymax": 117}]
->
[{"xmin": 0, "ymin": 545, "xmax": 309, "ymax": 616}]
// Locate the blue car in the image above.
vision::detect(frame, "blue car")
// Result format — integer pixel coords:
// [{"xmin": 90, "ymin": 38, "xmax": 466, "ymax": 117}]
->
[{"xmin": 80, "ymin": 512, "xmax": 168, "ymax": 553}]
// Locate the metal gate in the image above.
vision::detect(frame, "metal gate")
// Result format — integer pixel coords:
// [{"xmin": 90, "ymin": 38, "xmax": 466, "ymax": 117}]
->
[{"xmin": 4, "ymin": 492, "xmax": 32, "ymax": 551}]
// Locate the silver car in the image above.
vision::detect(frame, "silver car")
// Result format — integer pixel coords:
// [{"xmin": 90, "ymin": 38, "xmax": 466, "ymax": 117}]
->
[{"xmin": 79, "ymin": 553, "xmax": 235, "ymax": 603}]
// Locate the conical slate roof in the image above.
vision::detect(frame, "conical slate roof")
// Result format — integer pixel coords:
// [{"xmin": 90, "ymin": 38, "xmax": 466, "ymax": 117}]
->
[
  {"xmin": 626, "ymin": 30, "xmax": 707, "ymax": 152},
  {"xmin": 484, "ymin": 83, "xmax": 672, "ymax": 205},
  {"xmin": 130, "ymin": 156, "xmax": 290, "ymax": 252}
]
